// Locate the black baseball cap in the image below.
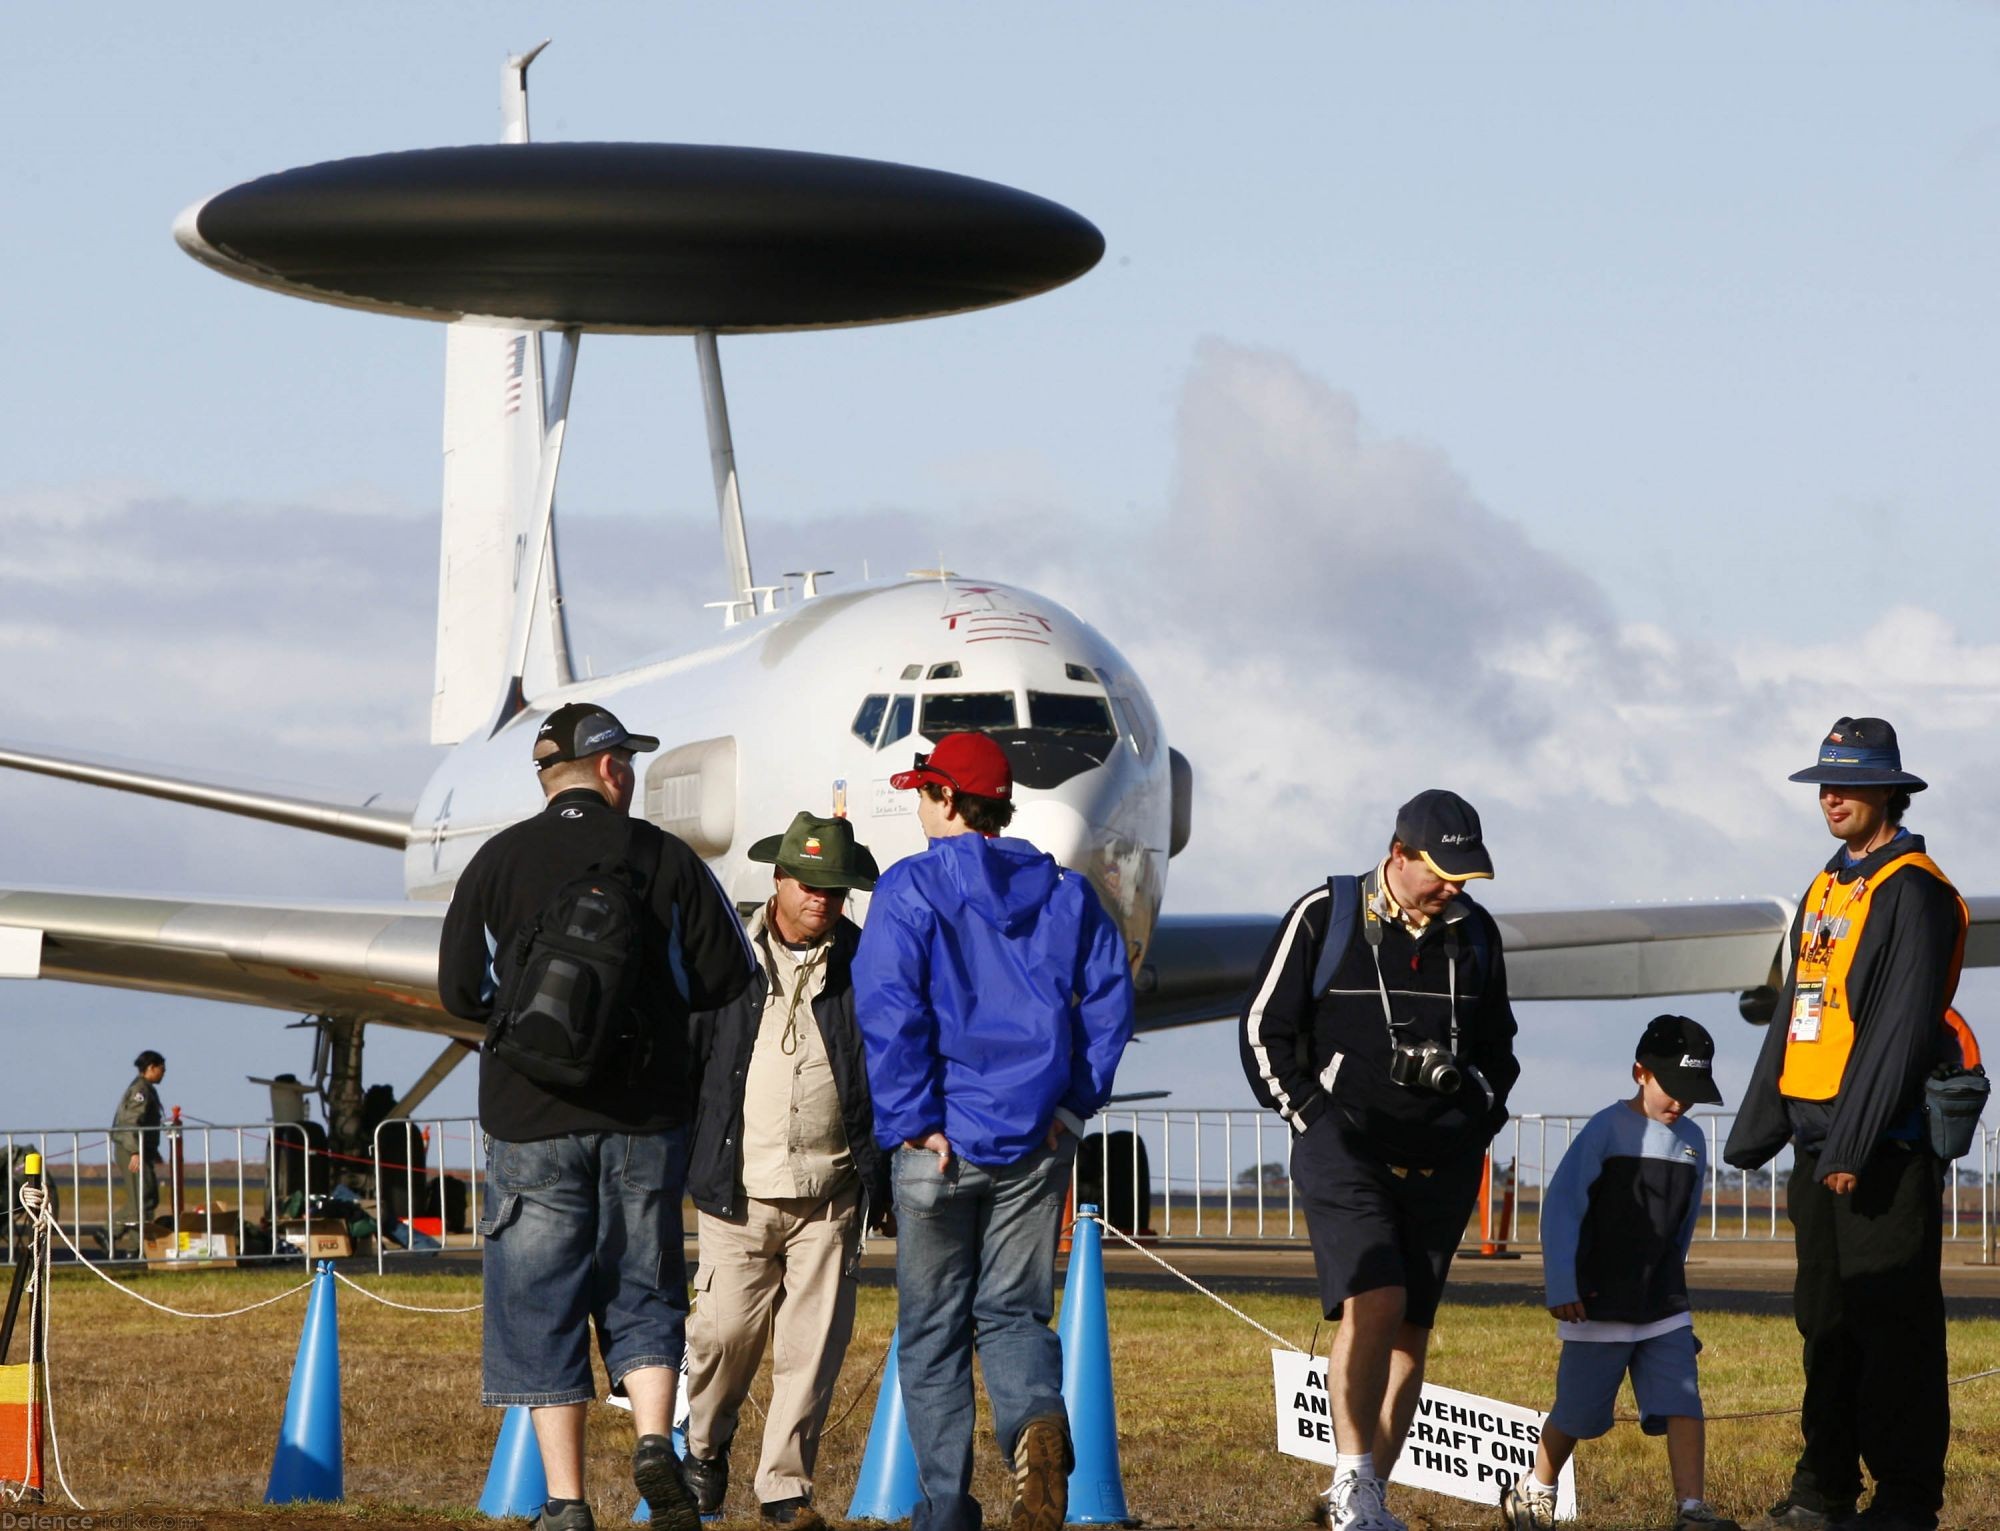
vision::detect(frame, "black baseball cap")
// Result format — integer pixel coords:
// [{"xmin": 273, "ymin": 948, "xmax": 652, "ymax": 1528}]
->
[
  {"xmin": 533, "ymin": 702, "xmax": 661, "ymax": 771},
  {"xmin": 1394, "ymin": 789, "xmax": 1494, "ymax": 881},
  {"xmin": 1636, "ymin": 1014, "xmax": 1724, "ymax": 1106},
  {"xmin": 1786, "ymin": 716, "xmax": 1927, "ymax": 792}
]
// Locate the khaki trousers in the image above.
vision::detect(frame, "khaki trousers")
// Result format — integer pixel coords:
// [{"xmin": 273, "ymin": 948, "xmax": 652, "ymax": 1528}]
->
[{"xmin": 685, "ymin": 1180, "xmax": 861, "ymax": 1504}]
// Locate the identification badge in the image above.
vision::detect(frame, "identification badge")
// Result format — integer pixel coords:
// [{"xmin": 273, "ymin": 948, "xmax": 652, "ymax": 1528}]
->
[{"xmin": 1790, "ymin": 981, "xmax": 1825, "ymax": 1041}]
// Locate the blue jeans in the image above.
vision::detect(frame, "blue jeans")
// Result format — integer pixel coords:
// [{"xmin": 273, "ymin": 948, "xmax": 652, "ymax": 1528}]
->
[
  {"xmin": 480, "ymin": 1128, "xmax": 690, "ymax": 1406},
  {"xmin": 892, "ymin": 1137, "xmax": 1075, "ymax": 1531}
]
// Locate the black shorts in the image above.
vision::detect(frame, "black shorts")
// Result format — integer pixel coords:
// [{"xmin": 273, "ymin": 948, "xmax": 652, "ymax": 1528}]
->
[{"xmin": 1291, "ymin": 1114, "xmax": 1486, "ymax": 1328}]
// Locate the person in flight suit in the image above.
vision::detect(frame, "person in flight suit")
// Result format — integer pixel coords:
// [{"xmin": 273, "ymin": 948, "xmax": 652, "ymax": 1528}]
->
[
  {"xmin": 1726, "ymin": 718, "xmax": 1968, "ymax": 1531},
  {"xmin": 110, "ymin": 1049, "xmax": 166, "ymax": 1254}
]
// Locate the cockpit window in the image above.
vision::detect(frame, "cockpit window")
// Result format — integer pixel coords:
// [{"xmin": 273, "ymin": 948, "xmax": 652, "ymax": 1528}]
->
[
  {"xmin": 921, "ymin": 692, "xmax": 1018, "ymax": 736},
  {"xmin": 851, "ymin": 694, "xmax": 889, "ymax": 747},
  {"xmin": 1028, "ymin": 692, "xmax": 1116, "ymax": 738},
  {"xmin": 880, "ymin": 695, "xmax": 915, "ymax": 749},
  {"xmin": 1064, "ymin": 663, "xmax": 1097, "ymax": 683},
  {"xmin": 927, "ymin": 661, "xmax": 962, "ymax": 679}
]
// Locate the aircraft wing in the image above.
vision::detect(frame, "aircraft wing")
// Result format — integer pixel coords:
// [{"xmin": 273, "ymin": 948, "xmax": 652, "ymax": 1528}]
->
[
  {"xmin": 1137, "ymin": 896, "xmax": 1956, "ymax": 1031},
  {"xmin": 0, "ymin": 887, "xmax": 467, "ymax": 1038}
]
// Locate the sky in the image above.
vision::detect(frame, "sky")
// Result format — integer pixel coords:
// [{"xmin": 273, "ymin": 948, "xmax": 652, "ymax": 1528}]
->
[{"xmin": 4, "ymin": 4, "xmax": 2000, "ymax": 1159}]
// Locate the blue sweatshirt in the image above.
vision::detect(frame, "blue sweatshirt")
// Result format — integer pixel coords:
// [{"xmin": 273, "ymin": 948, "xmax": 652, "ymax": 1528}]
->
[
  {"xmin": 853, "ymin": 832, "xmax": 1135, "ymax": 1167},
  {"xmin": 1541, "ymin": 1099, "xmax": 1706, "ymax": 1338}
]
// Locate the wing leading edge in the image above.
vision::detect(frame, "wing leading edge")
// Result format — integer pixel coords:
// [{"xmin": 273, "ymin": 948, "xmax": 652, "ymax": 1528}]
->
[{"xmin": 0, "ymin": 888, "xmax": 463, "ymax": 1038}]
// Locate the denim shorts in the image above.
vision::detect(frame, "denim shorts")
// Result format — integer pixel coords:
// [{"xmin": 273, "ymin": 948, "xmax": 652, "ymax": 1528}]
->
[
  {"xmin": 481, "ymin": 1128, "xmax": 690, "ymax": 1406},
  {"xmin": 1550, "ymin": 1324, "xmax": 1703, "ymax": 1439}
]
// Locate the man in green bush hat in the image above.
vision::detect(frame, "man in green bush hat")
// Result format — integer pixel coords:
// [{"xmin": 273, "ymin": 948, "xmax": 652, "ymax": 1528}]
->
[{"xmin": 683, "ymin": 811, "xmax": 892, "ymax": 1531}]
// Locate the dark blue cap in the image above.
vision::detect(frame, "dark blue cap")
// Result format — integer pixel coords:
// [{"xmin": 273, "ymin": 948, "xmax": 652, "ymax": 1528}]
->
[{"xmin": 1787, "ymin": 716, "xmax": 1927, "ymax": 792}]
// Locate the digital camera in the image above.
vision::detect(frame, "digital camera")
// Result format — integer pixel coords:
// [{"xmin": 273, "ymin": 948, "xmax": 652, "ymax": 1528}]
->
[{"xmin": 1387, "ymin": 1040, "xmax": 1462, "ymax": 1096}]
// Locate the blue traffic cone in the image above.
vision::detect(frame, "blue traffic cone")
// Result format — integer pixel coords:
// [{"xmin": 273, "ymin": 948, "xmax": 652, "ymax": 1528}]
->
[
  {"xmin": 265, "ymin": 1260, "xmax": 343, "ymax": 1503},
  {"xmin": 479, "ymin": 1406, "xmax": 547, "ymax": 1518},
  {"xmin": 846, "ymin": 1331, "xmax": 921, "ymax": 1522},
  {"xmin": 1059, "ymin": 1205, "xmax": 1128, "ymax": 1524}
]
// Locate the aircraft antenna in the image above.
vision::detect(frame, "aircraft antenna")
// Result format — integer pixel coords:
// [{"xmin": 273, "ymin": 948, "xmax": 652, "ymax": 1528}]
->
[{"xmin": 695, "ymin": 331, "xmax": 757, "ymax": 618}]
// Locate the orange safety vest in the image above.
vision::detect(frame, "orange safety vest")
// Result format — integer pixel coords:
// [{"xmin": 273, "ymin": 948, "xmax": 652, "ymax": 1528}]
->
[{"xmin": 1779, "ymin": 851, "xmax": 1970, "ymax": 1101}]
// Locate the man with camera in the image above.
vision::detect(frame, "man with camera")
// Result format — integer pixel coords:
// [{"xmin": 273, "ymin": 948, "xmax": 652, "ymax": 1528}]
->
[{"xmin": 1240, "ymin": 789, "xmax": 1519, "ymax": 1531}]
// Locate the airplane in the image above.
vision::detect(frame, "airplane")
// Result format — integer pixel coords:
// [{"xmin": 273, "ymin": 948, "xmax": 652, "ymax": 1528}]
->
[{"xmin": 2, "ymin": 47, "xmax": 1991, "ymax": 1172}]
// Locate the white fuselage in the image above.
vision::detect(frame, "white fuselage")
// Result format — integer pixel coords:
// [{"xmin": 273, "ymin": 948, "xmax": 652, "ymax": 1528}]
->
[{"xmin": 405, "ymin": 576, "xmax": 1172, "ymax": 963}]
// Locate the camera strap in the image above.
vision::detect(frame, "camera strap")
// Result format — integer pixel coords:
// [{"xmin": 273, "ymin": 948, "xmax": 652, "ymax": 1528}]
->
[{"xmin": 1363, "ymin": 902, "xmax": 1460, "ymax": 1056}]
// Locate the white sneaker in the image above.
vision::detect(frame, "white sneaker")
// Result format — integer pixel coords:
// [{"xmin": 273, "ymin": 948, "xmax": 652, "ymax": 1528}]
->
[{"xmin": 1315, "ymin": 1470, "xmax": 1407, "ymax": 1531}]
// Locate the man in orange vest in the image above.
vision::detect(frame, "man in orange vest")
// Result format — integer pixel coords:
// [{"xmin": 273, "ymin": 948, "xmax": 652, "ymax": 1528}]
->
[{"xmin": 1726, "ymin": 718, "xmax": 1967, "ymax": 1531}]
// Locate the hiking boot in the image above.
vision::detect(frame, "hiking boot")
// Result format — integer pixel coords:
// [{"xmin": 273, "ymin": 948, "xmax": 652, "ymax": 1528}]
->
[
  {"xmin": 1009, "ymin": 1413, "xmax": 1073, "ymax": 1531},
  {"xmin": 1676, "ymin": 1503, "xmax": 1743, "ymax": 1531},
  {"xmin": 1756, "ymin": 1497, "xmax": 1857, "ymax": 1531},
  {"xmin": 633, "ymin": 1433, "xmax": 700, "ymax": 1531},
  {"xmin": 682, "ymin": 1450, "xmax": 728, "ymax": 1514},
  {"xmin": 760, "ymin": 1498, "xmax": 827, "ymax": 1530},
  {"xmin": 1315, "ymin": 1469, "xmax": 1405, "ymax": 1531},
  {"xmin": 1498, "ymin": 1482, "xmax": 1558, "ymax": 1531},
  {"xmin": 536, "ymin": 1502, "xmax": 596, "ymax": 1531}
]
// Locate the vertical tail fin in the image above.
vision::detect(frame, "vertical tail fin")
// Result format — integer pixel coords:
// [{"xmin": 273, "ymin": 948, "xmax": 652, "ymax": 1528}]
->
[{"xmin": 429, "ymin": 44, "xmax": 572, "ymax": 747}]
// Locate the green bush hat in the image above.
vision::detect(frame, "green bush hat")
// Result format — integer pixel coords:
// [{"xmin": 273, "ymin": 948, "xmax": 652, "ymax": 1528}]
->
[{"xmin": 746, "ymin": 811, "xmax": 880, "ymax": 892}]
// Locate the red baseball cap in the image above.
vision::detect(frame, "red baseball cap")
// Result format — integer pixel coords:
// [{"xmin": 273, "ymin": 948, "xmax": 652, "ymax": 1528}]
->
[{"xmin": 889, "ymin": 733, "xmax": 1013, "ymax": 800}]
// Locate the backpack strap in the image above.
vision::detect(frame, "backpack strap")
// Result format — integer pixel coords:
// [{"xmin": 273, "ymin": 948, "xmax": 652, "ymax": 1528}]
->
[{"xmin": 1309, "ymin": 875, "xmax": 1363, "ymax": 998}]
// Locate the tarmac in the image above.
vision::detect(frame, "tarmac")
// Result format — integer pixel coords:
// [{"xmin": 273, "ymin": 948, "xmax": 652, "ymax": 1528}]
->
[{"xmin": 292, "ymin": 1230, "xmax": 2000, "ymax": 1320}]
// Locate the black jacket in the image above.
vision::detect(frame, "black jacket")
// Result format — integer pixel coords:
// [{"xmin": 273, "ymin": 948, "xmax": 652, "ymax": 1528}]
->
[
  {"xmin": 1724, "ymin": 831, "xmax": 1963, "ymax": 1180},
  {"xmin": 686, "ymin": 914, "xmax": 889, "ymax": 1222},
  {"xmin": 1239, "ymin": 872, "xmax": 1519, "ymax": 1168},
  {"xmin": 439, "ymin": 788, "xmax": 754, "ymax": 1142}
]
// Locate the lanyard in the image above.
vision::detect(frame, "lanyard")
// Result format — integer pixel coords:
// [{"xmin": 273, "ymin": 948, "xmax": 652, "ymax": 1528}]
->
[
  {"xmin": 1802, "ymin": 874, "xmax": 1870, "ymax": 965},
  {"xmin": 759, "ymin": 930, "xmax": 828, "ymax": 1057},
  {"xmin": 1362, "ymin": 902, "xmax": 1460, "ymax": 1055}
]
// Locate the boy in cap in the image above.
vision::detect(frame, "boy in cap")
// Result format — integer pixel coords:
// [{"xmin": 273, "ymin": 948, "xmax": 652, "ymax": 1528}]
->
[
  {"xmin": 1501, "ymin": 1016, "xmax": 1736, "ymax": 1531},
  {"xmin": 683, "ymin": 812, "xmax": 892, "ymax": 1531},
  {"xmin": 854, "ymin": 732, "xmax": 1135, "ymax": 1531}
]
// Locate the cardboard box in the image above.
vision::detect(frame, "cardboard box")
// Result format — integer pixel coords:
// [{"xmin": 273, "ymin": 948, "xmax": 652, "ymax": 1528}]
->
[
  {"xmin": 278, "ymin": 1225, "xmax": 353, "ymax": 1260},
  {"xmin": 144, "ymin": 1230, "xmax": 237, "ymax": 1268}
]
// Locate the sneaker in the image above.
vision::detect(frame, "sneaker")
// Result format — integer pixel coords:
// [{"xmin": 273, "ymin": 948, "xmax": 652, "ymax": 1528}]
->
[
  {"xmin": 1498, "ymin": 1482, "xmax": 1558, "ymax": 1531},
  {"xmin": 633, "ymin": 1433, "xmax": 700, "ymax": 1531},
  {"xmin": 760, "ymin": 1498, "xmax": 827, "ymax": 1530},
  {"xmin": 1756, "ymin": 1497, "xmax": 1857, "ymax": 1531},
  {"xmin": 1316, "ymin": 1469, "xmax": 1405, "ymax": 1531},
  {"xmin": 536, "ymin": 1503, "xmax": 596, "ymax": 1531},
  {"xmin": 1676, "ymin": 1503, "xmax": 1744, "ymax": 1531},
  {"xmin": 682, "ymin": 1451, "xmax": 728, "ymax": 1514},
  {"xmin": 1009, "ymin": 1413, "xmax": 1073, "ymax": 1531}
]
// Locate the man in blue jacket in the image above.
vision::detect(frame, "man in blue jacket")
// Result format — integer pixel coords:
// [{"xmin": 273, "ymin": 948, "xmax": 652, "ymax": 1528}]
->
[{"xmin": 854, "ymin": 732, "xmax": 1135, "ymax": 1531}]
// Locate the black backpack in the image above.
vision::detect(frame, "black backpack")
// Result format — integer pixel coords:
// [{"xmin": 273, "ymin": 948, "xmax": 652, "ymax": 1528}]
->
[{"xmin": 485, "ymin": 820, "xmax": 665, "ymax": 1091}]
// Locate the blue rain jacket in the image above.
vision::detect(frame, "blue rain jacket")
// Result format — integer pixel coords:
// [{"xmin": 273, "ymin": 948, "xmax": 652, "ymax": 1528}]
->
[{"xmin": 854, "ymin": 832, "xmax": 1136, "ymax": 1167}]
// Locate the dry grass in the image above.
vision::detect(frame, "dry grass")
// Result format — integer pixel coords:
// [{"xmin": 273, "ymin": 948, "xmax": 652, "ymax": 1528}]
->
[{"xmin": 22, "ymin": 1264, "xmax": 2000, "ymax": 1528}]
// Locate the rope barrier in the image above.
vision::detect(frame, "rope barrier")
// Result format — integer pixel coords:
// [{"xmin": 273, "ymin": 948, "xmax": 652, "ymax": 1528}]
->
[
  {"xmin": 330, "ymin": 1271, "xmax": 481, "ymax": 1313},
  {"xmin": 35, "ymin": 1214, "xmax": 315, "ymax": 1320},
  {"xmin": 1086, "ymin": 1213, "xmax": 1313, "ymax": 1354}
]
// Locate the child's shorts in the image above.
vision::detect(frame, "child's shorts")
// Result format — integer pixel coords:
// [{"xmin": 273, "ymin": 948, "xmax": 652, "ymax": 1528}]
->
[{"xmin": 1548, "ymin": 1325, "xmax": 1703, "ymax": 1439}]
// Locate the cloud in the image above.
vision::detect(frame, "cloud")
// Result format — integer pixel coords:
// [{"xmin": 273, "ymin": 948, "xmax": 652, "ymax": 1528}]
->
[{"xmin": 9, "ymin": 343, "xmax": 2000, "ymax": 1126}]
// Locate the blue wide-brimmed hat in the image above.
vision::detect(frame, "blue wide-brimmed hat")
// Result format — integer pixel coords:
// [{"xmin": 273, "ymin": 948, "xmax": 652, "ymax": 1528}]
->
[{"xmin": 1787, "ymin": 716, "xmax": 1927, "ymax": 792}]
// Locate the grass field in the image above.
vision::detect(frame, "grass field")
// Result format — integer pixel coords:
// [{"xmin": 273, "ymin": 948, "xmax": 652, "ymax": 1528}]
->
[{"xmin": 19, "ymin": 1265, "xmax": 2000, "ymax": 1529}]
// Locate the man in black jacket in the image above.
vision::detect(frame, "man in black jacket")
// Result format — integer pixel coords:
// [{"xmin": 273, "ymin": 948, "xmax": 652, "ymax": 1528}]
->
[
  {"xmin": 1725, "ymin": 719, "xmax": 1967, "ymax": 1531},
  {"xmin": 1240, "ymin": 789, "xmax": 1518, "ymax": 1531},
  {"xmin": 680, "ymin": 813, "xmax": 891, "ymax": 1531},
  {"xmin": 440, "ymin": 702, "xmax": 754, "ymax": 1531}
]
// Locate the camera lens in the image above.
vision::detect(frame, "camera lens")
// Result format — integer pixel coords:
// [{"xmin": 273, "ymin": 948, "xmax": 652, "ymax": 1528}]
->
[{"xmin": 1429, "ymin": 1058, "xmax": 1462, "ymax": 1094}]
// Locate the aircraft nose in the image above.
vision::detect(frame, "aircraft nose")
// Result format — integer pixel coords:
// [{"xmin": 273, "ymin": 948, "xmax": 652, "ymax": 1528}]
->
[{"xmin": 1007, "ymin": 797, "xmax": 1092, "ymax": 870}]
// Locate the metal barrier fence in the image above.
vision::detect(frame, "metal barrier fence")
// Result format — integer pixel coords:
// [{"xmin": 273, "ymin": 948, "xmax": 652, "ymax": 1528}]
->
[
  {"xmin": 1062, "ymin": 1108, "xmax": 2000, "ymax": 1252},
  {"xmin": 9, "ymin": 1109, "xmax": 1995, "ymax": 1264}
]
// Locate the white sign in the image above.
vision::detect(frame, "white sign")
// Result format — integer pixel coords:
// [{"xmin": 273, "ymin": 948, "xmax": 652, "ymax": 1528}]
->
[{"xmin": 1271, "ymin": 1352, "xmax": 1576, "ymax": 1519}]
